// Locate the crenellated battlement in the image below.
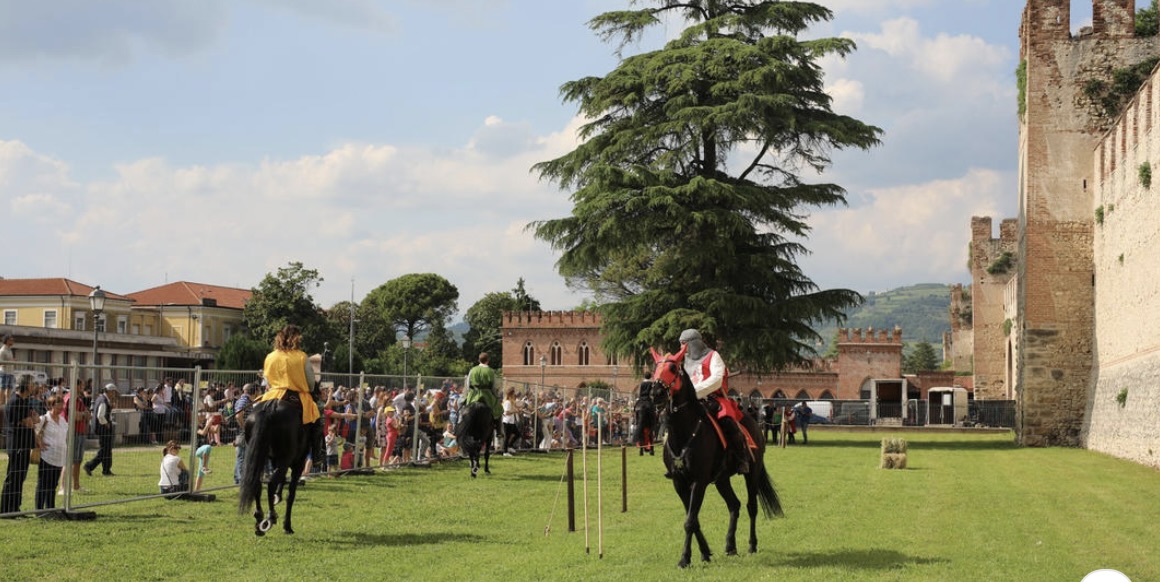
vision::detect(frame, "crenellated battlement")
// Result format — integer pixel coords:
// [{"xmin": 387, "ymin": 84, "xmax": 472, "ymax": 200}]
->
[
  {"xmin": 837, "ymin": 326, "xmax": 903, "ymax": 344},
  {"xmin": 503, "ymin": 310, "xmax": 602, "ymax": 327}
]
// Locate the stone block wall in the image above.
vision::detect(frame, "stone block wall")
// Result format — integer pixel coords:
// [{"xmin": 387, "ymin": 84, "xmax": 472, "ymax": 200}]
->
[
  {"xmin": 1015, "ymin": 0, "xmax": 1160, "ymax": 446},
  {"xmin": 970, "ymin": 217, "xmax": 1017, "ymax": 400},
  {"xmin": 836, "ymin": 327, "xmax": 903, "ymax": 399},
  {"xmin": 1085, "ymin": 70, "xmax": 1160, "ymax": 468}
]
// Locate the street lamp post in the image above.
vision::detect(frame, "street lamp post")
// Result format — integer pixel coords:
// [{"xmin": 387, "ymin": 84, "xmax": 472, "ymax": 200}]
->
[
  {"xmin": 88, "ymin": 286, "xmax": 106, "ymax": 384},
  {"xmin": 401, "ymin": 336, "xmax": 412, "ymax": 389}
]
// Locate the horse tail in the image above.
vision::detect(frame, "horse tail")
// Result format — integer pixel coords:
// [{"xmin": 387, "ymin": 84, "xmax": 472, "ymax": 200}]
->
[
  {"xmin": 754, "ymin": 461, "xmax": 783, "ymax": 519},
  {"xmin": 238, "ymin": 401, "xmax": 272, "ymax": 514}
]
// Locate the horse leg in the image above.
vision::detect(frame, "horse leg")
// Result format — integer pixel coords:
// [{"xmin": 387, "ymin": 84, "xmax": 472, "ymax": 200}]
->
[
  {"xmin": 715, "ymin": 475, "xmax": 743, "ymax": 556},
  {"xmin": 675, "ymin": 480, "xmax": 710, "ymax": 568},
  {"xmin": 263, "ymin": 464, "xmax": 284, "ymax": 532},
  {"xmin": 283, "ymin": 460, "xmax": 303, "ymax": 534},
  {"xmin": 483, "ymin": 429, "xmax": 492, "ymax": 475},
  {"xmin": 744, "ymin": 471, "xmax": 760, "ymax": 554},
  {"xmin": 252, "ymin": 477, "xmax": 266, "ymax": 537}
]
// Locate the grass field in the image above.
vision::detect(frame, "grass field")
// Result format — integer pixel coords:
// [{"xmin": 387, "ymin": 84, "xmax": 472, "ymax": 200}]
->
[{"xmin": 2, "ymin": 431, "xmax": 1157, "ymax": 581}]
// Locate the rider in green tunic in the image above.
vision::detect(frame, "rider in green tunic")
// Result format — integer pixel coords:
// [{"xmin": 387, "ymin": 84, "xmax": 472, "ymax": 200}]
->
[{"xmin": 463, "ymin": 352, "xmax": 502, "ymax": 421}]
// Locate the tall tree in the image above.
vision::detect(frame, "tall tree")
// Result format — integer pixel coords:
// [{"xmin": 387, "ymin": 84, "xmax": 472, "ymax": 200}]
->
[
  {"xmin": 532, "ymin": 1, "xmax": 881, "ymax": 372},
  {"xmin": 325, "ymin": 299, "xmax": 393, "ymax": 370},
  {"xmin": 216, "ymin": 334, "xmax": 269, "ymax": 371},
  {"xmin": 242, "ymin": 262, "xmax": 331, "ymax": 353},
  {"xmin": 903, "ymin": 341, "xmax": 940, "ymax": 374},
  {"xmin": 461, "ymin": 279, "xmax": 542, "ymax": 367},
  {"xmin": 362, "ymin": 273, "xmax": 459, "ymax": 341}
]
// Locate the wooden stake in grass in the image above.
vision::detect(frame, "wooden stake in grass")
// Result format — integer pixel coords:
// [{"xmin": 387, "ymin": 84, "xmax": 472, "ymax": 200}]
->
[{"xmin": 880, "ymin": 437, "xmax": 908, "ymax": 469}]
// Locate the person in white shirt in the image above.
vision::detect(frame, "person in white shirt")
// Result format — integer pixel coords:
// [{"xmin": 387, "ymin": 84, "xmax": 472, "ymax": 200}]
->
[
  {"xmin": 34, "ymin": 396, "xmax": 68, "ymax": 510},
  {"xmin": 158, "ymin": 441, "xmax": 189, "ymax": 496},
  {"xmin": 0, "ymin": 334, "xmax": 16, "ymax": 398}
]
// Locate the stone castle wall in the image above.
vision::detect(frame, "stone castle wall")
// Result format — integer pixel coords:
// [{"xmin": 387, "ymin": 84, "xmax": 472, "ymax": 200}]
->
[
  {"xmin": 1085, "ymin": 65, "xmax": 1160, "ymax": 468},
  {"xmin": 970, "ymin": 217, "xmax": 1018, "ymax": 400},
  {"xmin": 1015, "ymin": 0, "xmax": 1160, "ymax": 446}
]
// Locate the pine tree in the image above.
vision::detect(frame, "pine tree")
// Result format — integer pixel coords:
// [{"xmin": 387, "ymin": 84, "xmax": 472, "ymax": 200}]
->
[{"xmin": 533, "ymin": 1, "xmax": 881, "ymax": 372}]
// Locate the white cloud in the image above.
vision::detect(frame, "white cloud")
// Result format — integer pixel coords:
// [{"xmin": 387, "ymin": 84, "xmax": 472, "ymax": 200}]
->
[
  {"xmin": 844, "ymin": 17, "xmax": 1009, "ymax": 92},
  {"xmin": 804, "ymin": 168, "xmax": 1012, "ymax": 290},
  {"xmin": 0, "ymin": 119, "xmax": 585, "ymax": 313}
]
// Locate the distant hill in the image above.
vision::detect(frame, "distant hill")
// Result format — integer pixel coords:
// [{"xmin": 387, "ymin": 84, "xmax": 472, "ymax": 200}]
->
[{"xmin": 815, "ymin": 283, "xmax": 952, "ymax": 349}]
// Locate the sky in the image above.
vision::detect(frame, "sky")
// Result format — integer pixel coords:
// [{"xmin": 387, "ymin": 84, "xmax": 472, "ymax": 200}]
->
[{"xmin": 0, "ymin": 0, "xmax": 1139, "ymax": 318}]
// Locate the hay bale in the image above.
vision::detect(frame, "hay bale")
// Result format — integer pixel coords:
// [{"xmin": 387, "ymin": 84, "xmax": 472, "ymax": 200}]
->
[
  {"xmin": 879, "ymin": 438, "xmax": 908, "ymax": 469},
  {"xmin": 879, "ymin": 453, "xmax": 908, "ymax": 469}
]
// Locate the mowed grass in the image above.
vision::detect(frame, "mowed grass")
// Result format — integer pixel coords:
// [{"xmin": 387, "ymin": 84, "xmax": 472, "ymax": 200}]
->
[{"xmin": 3, "ymin": 431, "xmax": 1158, "ymax": 581}]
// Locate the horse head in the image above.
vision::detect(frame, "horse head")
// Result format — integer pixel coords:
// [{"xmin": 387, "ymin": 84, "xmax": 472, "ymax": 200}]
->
[{"xmin": 649, "ymin": 343, "xmax": 688, "ymax": 398}]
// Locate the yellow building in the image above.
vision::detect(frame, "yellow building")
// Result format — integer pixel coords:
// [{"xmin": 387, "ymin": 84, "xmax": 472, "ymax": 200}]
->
[{"xmin": 0, "ymin": 278, "xmax": 249, "ymax": 386}]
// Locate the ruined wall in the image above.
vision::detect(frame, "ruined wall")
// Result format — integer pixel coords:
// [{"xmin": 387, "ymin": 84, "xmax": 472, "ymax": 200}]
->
[
  {"xmin": 945, "ymin": 283, "xmax": 974, "ymax": 372},
  {"xmin": 970, "ymin": 217, "xmax": 1018, "ymax": 400},
  {"xmin": 1085, "ymin": 67, "xmax": 1160, "ymax": 468},
  {"xmin": 1016, "ymin": 0, "xmax": 1160, "ymax": 446}
]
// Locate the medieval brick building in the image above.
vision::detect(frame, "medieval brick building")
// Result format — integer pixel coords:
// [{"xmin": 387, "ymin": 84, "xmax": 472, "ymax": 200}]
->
[{"xmin": 500, "ymin": 311, "xmax": 955, "ymax": 419}]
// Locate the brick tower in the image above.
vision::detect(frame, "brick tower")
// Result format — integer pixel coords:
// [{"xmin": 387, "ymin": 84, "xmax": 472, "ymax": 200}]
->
[{"xmin": 1016, "ymin": 0, "xmax": 1160, "ymax": 445}]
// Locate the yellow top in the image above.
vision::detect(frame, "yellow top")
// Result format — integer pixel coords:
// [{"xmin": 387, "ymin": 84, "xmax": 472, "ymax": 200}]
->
[{"xmin": 257, "ymin": 349, "xmax": 320, "ymax": 424}]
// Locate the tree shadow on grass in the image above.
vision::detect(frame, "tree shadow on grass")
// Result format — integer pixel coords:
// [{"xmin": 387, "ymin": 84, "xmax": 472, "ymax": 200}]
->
[
  {"xmin": 328, "ymin": 530, "xmax": 485, "ymax": 548},
  {"xmin": 777, "ymin": 548, "xmax": 949, "ymax": 571}
]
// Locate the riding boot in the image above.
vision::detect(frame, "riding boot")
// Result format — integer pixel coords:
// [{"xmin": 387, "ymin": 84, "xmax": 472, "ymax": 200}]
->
[{"xmin": 722, "ymin": 419, "xmax": 750, "ymax": 474}]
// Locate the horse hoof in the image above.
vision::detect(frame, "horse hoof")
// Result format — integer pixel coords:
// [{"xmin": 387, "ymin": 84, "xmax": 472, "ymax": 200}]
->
[
  {"xmin": 677, "ymin": 560, "xmax": 689, "ymax": 569},
  {"xmin": 284, "ymin": 527, "xmax": 295, "ymax": 535},
  {"xmin": 258, "ymin": 519, "xmax": 273, "ymax": 533},
  {"xmin": 254, "ymin": 529, "xmax": 265, "ymax": 537}
]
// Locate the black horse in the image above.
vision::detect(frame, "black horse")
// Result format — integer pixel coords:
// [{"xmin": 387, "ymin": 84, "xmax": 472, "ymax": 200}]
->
[
  {"xmin": 649, "ymin": 345, "xmax": 783, "ymax": 568},
  {"xmin": 633, "ymin": 392, "xmax": 658, "ymax": 456},
  {"xmin": 454, "ymin": 401, "xmax": 494, "ymax": 478},
  {"xmin": 238, "ymin": 397, "xmax": 311, "ymax": 536}
]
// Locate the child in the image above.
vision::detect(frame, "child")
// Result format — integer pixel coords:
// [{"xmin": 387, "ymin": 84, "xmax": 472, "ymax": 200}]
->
[
  {"xmin": 193, "ymin": 443, "xmax": 212, "ymax": 492},
  {"xmin": 324, "ymin": 424, "xmax": 342, "ymax": 476}
]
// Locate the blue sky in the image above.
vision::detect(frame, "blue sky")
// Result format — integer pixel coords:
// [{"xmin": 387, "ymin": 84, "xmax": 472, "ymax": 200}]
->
[{"xmin": 0, "ymin": 1, "xmax": 1140, "ymax": 316}]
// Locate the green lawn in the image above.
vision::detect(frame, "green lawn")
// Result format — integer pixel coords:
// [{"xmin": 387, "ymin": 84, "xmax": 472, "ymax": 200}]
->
[{"xmin": 2, "ymin": 431, "xmax": 1157, "ymax": 581}]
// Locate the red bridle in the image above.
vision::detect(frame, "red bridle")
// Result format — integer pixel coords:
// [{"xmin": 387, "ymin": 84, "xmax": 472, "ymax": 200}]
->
[{"xmin": 649, "ymin": 344, "xmax": 688, "ymax": 394}]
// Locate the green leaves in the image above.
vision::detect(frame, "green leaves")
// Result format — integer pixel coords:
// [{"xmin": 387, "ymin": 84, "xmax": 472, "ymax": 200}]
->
[{"xmin": 534, "ymin": 1, "xmax": 877, "ymax": 373}]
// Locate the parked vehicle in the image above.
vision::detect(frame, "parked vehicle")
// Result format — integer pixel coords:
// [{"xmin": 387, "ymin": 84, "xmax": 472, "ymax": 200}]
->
[{"xmin": 834, "ymin": 401, "xmax": 871, "ymax": 425}]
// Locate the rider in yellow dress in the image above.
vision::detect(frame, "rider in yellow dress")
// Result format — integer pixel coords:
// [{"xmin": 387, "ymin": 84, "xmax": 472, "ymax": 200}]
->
[{"xmin": 256, "ymin": 325, "xmax": 321, "ymax": 424}]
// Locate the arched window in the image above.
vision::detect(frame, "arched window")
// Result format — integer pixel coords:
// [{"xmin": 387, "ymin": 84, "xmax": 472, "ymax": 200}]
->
[
  {"xmin": 605, "ymin": 352, "xmax": 618, "ymax": 366},
  {"xmin": 523, "ymin": 341, "xmax": 535, "ymax": 366},
  {"xmin": 772, "ymin": 390, "xmax": 786, "ymax": 399},
  {"xmin": 578, "ymin": 341, "xmax": 590, "ymax": 366},
  {"xmin": 819, "ymin": 390, "xmax": 835, "ymax": 400},
  {"xmin": 794, "ymin": 390, "xmax": 810, "ymax": 400},
  {"xmin": 550, "ymin": 341, "xmax": 563, "ymax": 366}
]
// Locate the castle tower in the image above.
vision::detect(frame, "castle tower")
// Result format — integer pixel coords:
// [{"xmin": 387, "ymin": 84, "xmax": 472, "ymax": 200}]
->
[
  {"xmin": 1016, "ymin": 0, "xmax": 1160, "ymax": 445},
  {"xmin": 969, "ymin": 217, "xmax": 1018, "ymax": 400}
]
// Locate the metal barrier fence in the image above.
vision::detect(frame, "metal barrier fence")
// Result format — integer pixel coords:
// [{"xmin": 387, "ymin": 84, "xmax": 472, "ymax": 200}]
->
[
  {"xmin": 0, "ymin": 363, "xmax": 476, "ymax": 519},
  {"xmin": 2, "ymin": 361, "xmax": 1017, "ymax": 519}
]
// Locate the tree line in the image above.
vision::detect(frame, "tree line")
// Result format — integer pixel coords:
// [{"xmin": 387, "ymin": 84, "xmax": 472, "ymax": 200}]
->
[{"xmin": 216, "ymin": 261, "xmax": 540, "ymax": 377}]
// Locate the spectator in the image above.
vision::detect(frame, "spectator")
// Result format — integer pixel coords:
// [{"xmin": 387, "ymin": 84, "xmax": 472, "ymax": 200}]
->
[
  {"xmin": 34, "ymin": 395, "xmax": 68, "ymax": 511},
  {"xmin": 158, "ymin": 441, "xmax": 189, "ymax": 496},
  {"xmin": 60, "ymin": 381, "xmax": 91, "ymax": 495},
  {"xmin": 761, "ymin": 401, "xmax": 776, "ymax": 444},
  {"xmin": 795, "ymin": 401, "xmax": 813, "ymax": 445},
  {"xmin": 83, "ymin": 384, "xmax": 118, "ymax": 477},
  {"xmin": 1, "ymin": 379, "xmax": 38, "ymax": 514},
  {"xmin": 324, "ymin": 424, "xmax": 342, "ymax": 475},
  {"xmin": 783, "ymin": 406, "xmax": 797, "ymax": 445},
  {"xmin": 133, "ymin": 387, "xmax": 155, "ymax": 444},
  {"xmin": 0, "ymin": 334, "xmax": 15, "ymax": 400},
  {"xmin": 193, "ymin": 443, "xmax": 213, "ymax": 491},
  {"xmin": 501, "ymin": 387, "xmax": 520, "ymax": 456},
  {"xmin": 233, "ymin": 383, "xmax": 256, "ymax": 485}
]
